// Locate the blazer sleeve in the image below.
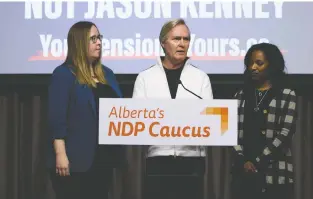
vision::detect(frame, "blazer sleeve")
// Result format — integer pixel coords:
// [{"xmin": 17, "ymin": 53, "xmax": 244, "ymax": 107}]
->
[
  {"xmin": 48, "ymin": 66, "xmax": 73, "ymax": 140},
  {"xmin": 201, "ymin": 74, "xmax": 214, "ymax": 99},
  {"xmin": 233, "ymin": 91, "xmax": 244, "ymax": 155},
  {"xmin": 132, "ymin": 74, "xmax": 146, "ymax": 98},
  {"xmin": 231, "ymin": 91, "xmax": 245, "ymax": 168}
]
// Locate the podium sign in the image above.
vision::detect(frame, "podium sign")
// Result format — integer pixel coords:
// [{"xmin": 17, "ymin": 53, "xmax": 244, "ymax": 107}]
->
[{"xmin": 99, "ymin": 99, "xmax": 238, "ymax": 146}]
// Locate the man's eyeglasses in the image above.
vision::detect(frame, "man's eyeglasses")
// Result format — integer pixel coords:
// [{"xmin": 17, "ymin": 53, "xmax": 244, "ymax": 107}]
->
[{"xmin": 90, "ymin": 35, "xmax": 103, "ymax": 43}]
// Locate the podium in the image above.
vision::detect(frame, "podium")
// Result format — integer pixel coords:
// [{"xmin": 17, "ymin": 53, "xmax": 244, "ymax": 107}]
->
[
  {"xmin": 144, "ymin": 173, "xmax": 204, "ymax": 199},
  {"xmin": 98, "ymin": 98, "xmax": 238, "ymax": 199},
  {"xmin": 143, "ymin": 155, "xmax": 206, "ymax": 199},
  {"xmin": 98, "ymin": 98, "xmax": 238, "ymax": 146}
]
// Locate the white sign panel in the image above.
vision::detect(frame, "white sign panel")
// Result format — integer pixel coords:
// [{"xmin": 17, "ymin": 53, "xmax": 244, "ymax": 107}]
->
[{"xmin": 99, "ymin": 99, "xmax": 238, "ymax": 146}]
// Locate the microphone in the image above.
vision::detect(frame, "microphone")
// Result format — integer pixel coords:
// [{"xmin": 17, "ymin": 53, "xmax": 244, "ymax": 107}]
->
[{"xmin": 178, "ymin": 80, "xmax": 202, "ymax": 99}]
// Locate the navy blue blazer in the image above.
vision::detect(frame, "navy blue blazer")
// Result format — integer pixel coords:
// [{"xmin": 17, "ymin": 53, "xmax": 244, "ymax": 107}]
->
[{"xmin": 47, "ymin": 64, "xmax": 123, "ymax": 172}]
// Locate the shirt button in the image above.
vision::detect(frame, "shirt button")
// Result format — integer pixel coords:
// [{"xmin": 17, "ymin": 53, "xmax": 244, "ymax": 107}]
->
[
  {"xmin": 262, "ymin": 131, "xmax": 266, "ymax": 135},
  {"xmin": 262, "ymin": 188, "xmax": 266, "ymax": 192}
]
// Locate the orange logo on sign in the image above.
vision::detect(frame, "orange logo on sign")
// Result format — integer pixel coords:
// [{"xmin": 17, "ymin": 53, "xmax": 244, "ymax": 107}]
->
[{"xmin": 200, "ymin": 107, "xmax": 228, "ymax": 135}]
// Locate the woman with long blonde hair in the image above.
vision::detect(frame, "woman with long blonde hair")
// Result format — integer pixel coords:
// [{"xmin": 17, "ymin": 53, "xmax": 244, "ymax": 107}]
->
[{"xmin": 47, "ymin": 21, "xmax": 124, "ymax": 199}]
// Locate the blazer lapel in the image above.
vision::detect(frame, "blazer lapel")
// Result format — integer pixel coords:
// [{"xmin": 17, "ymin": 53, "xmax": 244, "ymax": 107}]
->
[{"xmin": 85, "ymin": 85, "xmax": 97, "ymax": 118}]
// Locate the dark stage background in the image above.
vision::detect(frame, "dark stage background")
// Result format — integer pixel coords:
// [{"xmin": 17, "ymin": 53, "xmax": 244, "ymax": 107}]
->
[{"xmin": 0, "ymin": 74, "xmax": 312, "ymax": 199}]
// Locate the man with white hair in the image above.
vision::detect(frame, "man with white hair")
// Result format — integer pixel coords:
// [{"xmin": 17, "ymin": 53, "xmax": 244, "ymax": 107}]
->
[{"xmin": 133, "ymin": 18, "xmax": 213, "ymax": 199}]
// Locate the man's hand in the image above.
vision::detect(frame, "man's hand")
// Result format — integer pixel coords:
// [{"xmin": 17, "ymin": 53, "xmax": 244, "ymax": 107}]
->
[{"xmin": 244, "ymin": 161, "xmax": 257, "ymax": 173}]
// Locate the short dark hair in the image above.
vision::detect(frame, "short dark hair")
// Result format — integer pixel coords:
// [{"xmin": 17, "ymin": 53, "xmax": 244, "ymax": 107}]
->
[{"xmin": 243, "ymin": 42, "xmax": 287, "ymax": 88}]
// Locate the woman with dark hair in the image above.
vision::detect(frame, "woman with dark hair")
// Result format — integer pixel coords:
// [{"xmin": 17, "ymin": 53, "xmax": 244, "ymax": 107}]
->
[
  {"xmin": 47, "ymin": 21, "xmax": 124, "ymax": 199},
  {"xmin": 231, "ymin": 43, "xmax": 297, "ymax": 199}
]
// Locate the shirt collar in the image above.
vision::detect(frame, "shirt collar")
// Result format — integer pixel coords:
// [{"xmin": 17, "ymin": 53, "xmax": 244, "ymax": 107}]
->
[{"xmin": 156, "ymin": 56, "xmax": 190, "ymax": 70}]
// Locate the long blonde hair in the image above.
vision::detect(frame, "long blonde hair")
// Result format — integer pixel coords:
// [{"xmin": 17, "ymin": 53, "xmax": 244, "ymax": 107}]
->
[{"xmin": 64, "ymin": 21, "xmax": 106, "ymax": 87}]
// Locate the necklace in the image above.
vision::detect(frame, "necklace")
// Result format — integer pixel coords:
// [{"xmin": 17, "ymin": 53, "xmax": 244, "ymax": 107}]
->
[{"xmin": 254, "ymin": 89, "xmax": 269, "ymax": 112}]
